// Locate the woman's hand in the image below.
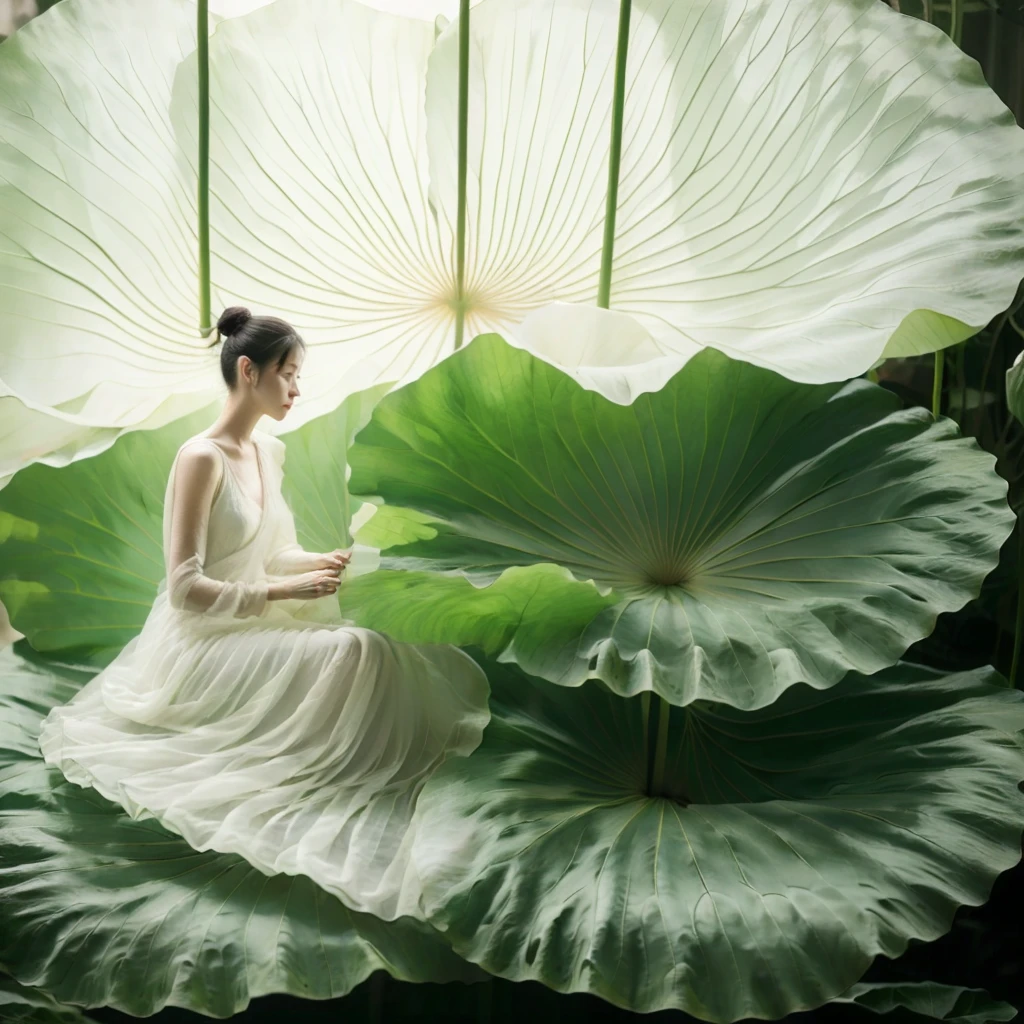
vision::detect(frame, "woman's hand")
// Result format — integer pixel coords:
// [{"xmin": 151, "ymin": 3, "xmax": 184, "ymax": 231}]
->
[
  {"xmin": 268, "ymin": 568, "xmax": 342, "ymax": 601},
  {"xmin": 312, "ymin": 549, "xmax": 352, "ymax": 572}
]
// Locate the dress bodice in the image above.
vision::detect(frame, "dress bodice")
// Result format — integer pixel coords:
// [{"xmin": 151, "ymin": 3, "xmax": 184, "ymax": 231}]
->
[
  {"xmin": 198, "ymin": 437, "xmax": 266, "ymax": 565},
  {"xmin": 162, "ymin": 430, "xmax": 285, "ymax": 602}
]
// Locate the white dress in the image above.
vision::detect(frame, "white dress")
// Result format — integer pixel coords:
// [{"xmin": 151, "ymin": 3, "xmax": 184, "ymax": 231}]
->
[{"xmin": 37, "ymin": 429, "xmax": 490, "ymax": 921}]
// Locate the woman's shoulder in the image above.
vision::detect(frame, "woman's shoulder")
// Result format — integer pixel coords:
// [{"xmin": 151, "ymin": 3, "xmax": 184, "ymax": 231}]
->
[
  {"xmin": 175, "ymin": 436, "xmax": 225, "ymax": 475},
  {"xmin": 170, "ymin": 437, "xmax": 225, "ymax": 498},
  {"xmin": 177, "ymin": 435, "xmax": 222, "ymax": 459}
]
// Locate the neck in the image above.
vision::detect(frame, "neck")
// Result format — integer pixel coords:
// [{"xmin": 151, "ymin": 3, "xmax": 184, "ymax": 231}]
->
[{"xmin": 210, "ymin": 391, "xmax": 264, "ymax": 447}]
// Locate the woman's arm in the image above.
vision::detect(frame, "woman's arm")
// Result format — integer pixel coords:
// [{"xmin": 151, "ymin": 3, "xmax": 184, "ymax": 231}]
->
[
  {"xmin": 166, "ymin": 444, "xmax": 269, "ymax": 617},
  {"xmin": 260, "ymin": 434, "xmax": 350, "ymax": 576}
]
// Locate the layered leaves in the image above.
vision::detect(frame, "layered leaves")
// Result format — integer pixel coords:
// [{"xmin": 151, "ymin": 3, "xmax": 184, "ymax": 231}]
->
[
  {"xmin": 345, "ymin": 335, "xmax": 1014, "ymax": 708},
  {"xmin": 4, "ymin": 0, "xmax": 1024, "ymax": 479},
  {"xmin": 409, "ymin": 658, "xmax": 1024, "ymax": 1019},
  {"xmin": 0, "ymin": 646, "xmax": 479, "ymax": 1016},
  {"xmin": 0, "ymin": 974, "xmax": 103, "ymax": 1024},
  {"xmin": 0, "ymin": 390, "xmax": 376, "ymax": 665},
  {"xmin": 835, "ymin": 983, "xmax": 1018, "ymax": 1024}
]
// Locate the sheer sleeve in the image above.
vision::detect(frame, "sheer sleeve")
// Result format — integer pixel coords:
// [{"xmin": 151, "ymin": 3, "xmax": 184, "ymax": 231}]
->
[
  {"xmin": 165, "ymin": 442, "xmax": 269, "ymax": 617},
  {"xmin": 260, "ymin": 434, "xmax": 331, "ymax": 576}
]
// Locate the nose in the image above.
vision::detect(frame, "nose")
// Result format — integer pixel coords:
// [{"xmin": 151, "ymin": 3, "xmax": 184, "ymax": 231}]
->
[{"xmin": 290, "ymin": 383, "xmax": 300, "ymax": 398}]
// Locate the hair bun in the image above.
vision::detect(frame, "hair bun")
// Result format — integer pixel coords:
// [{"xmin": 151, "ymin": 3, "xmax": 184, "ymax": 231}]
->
[{"xmin": 217, "ymin": 306, "xmax": 252, "ymax": 338}]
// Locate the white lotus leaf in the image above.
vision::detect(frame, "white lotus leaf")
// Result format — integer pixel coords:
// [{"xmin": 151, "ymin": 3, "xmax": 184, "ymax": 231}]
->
[
  {"xmin": 3, "ymin": 0, "xmax": 1023, "ymax": 478},
  {"xmin": 208, "ymin": 0, "xmax": 274, "ymax": 15},
  {"xmin": 0, "ymin": 384, "xmax": 220, "ymax": 491},
  {"xmin": 423, "ymin": 0, "xmax": 1024, "ymax": 383},
  {"xmin": 503, "ymin": 302, "xmax": 700, "ymax": 404},
  {"xmin": 212, "ymin": 0, "xmax": 485, "ymax": 19},
  {"xmin": 187, "ymin": 0, "xmax": 444, "ymax": 431},
  {"xmin": 0, "ymin": 0, "xmax": 222, "ymax": 447},
  {"xmin": 359, "ymin": 0, "xmax": 485, "ymax": 20}
]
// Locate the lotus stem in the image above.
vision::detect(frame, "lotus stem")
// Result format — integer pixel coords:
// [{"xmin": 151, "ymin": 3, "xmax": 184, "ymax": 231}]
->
[
  {"xmin": 950, "ymin": 0, "xmax": 964, "ymax": 47},
  {"xmin": 975, "ymin": 313, "xmax": 1008, "ymax": 436},
  {"xmin": 983, "ymin": 4, "xmax": 999, "ymax": 89},
  {"xmin": 197, "ymin": 0, "xmax": 212, "ymax": 340},
  {"xmin": 932, "ymin": 349, "xmax": 944, "ymax": 418},
  {"xmin": 453, "ymin": 0, "xmax": 470, "ymax": 349},
  {"xmin": 639, "ymin": 690, "xmax": 651, "ymax": 788},
  {"xmin": 597, "ymin": 0, "xmax": 632, "ymax": 309},
  {"xmin": 956, "ymin": 345, "xmax": 967, "ymax": 424},
  {"xmin": 650, "ymin": 695, "xmax": 671, "ymax": 796},
  {"xmin": 1012, "ymin": 527, "xmax": 1024, "ymax": 689}
]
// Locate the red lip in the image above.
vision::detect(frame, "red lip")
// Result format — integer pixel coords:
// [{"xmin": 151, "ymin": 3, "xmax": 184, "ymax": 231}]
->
[{"xmin": 283, "ymin": 403, "xmax": 293, "ymax": 409}]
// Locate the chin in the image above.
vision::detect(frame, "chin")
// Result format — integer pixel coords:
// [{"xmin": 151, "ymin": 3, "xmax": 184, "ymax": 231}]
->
[{"xmin": 271, "ymin": 406, "xmax": 292, "ymax": 421}]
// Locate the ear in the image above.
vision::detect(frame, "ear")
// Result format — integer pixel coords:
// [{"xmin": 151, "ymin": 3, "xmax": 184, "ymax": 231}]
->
[{"xmin": 237, "ymin": 354, "xmax": 259, "ymax": 386}]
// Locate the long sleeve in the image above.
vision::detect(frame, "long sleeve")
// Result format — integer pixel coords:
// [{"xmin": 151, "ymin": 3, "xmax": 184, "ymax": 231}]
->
[{"xmin": 165, "ymin": 443, "xmax": 269, "ymax": 618}]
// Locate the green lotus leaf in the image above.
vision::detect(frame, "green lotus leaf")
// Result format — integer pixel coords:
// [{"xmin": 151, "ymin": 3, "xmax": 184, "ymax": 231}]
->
[
  {"xmin": 0, "ymin": 645, "xmax": 480, "ymax": 1017},
  {"xmin": 0, "ymin": 407, "xmax": 217, "ymax": 665},
  {"xmin": 410, "ymin": 657, "xmax": 1024, "ymax": 1019},
  {"xmin": 0, "ymin": 390, "xmax": 378, "ymax": 665},
  {"xmin": 0, "ymin": 974, "xmax": 103, "ymax": 1024},
  {"xmin": 354, "ymin": 505, "xmax": 441, "ymax": 551},
  {"xmin": 346, "ymin": 334, "xmax": 1013, "ymax": 709},
  {"xmin": 278, "ymin": 382, "xmax": 389, "ymax": 551},
  {"xmin": 338, "ymin": 565, "xmax": 616, "ymax": 657},
  {"xmin": 834, "ymin": 982, "xmax": 1017, "ymax": 1024},
  {"xmin": 5, "ymin": 0, "xmax": 1024, "ymax": 481}
]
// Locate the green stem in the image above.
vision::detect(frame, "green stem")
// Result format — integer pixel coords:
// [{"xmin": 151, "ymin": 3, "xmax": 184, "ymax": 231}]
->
[
  {"xmin": 950, "ymin": 0, "xmax": 964, "ymax": 47},
  {"xmin": 650, "ymin": 696, "xmax": 671, "ymax": 796},
  {"xmin": 996, "ymin": 405, "xmax": 1017, "ymax": 449},
  {"xmin": 955, "ymin": 344, "xmax": 967, "ymax": 424},
  {"xmin": 640, "ymin": 690, "xmax": 651, "ymax": 789},
  {"xmin": 1012, "ymin": 525, "xmax": 1024, "ymax": 688},
  {"xmin": 597, "ymin": 0, "xmax": 632, "ymax": 309},
  {"xmin": 974, "ymin": 314, "xmax": 1007, "ymax": 436},
  {"xmin": 931, "ymin": 348, "xmax": 944, "ymax": 418},
  {"xmin": 197, "ymin": 0, "xmax": 212, "ymax": 340},
  {"xmin": 453, "ymin": 0, "xmax": 470, "ymax": 349},
  {"xmin": 983, "ymin": 3, "xmax": 999, "ymax": 89}
]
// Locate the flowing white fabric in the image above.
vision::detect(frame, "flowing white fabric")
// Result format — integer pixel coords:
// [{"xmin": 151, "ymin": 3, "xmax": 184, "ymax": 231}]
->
[{"xmin": 37, "ymin": 428, "xmax": 490, "ymax": 921}]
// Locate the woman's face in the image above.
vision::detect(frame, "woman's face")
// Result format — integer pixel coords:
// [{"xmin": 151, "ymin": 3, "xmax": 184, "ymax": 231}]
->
[{"xmin": 240, "ymin": 348, "xmax": 304, "ymax": 421}]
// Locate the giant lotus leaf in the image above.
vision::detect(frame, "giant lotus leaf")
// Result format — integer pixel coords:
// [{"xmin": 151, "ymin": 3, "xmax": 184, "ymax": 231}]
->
[
  {"xmin": 0, "ymin": 645, "xmax": 481, "ymax": 1017},
  {"xmin": 343, "ymin": 334, "xmax": 1014, "ymax": 709},
  {"xmin": 2, "ymin": 0, "xmax": 1024, "ymax": 483},
  {"xmin": 834, "ymin": 983, "xmax": 1018, "ymax": 1024},
  {"xmin": 409, "ymin": 657, "xmax": 1024, "ymax": 1019},
  {"xmin": 0, "ymin": 974, "xmax": 104, "ymax": 1024}
]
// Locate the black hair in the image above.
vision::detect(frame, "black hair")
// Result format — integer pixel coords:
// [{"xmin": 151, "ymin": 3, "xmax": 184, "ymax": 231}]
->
[{"xmin": 216, "ymin": 306, "xmax": 305, "ymax": 388}]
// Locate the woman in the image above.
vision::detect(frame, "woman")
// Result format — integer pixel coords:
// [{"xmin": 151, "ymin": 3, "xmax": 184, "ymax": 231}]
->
[{"xmin": 38, "ymin": 307, "xmax": 490, "ymax": 922}]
